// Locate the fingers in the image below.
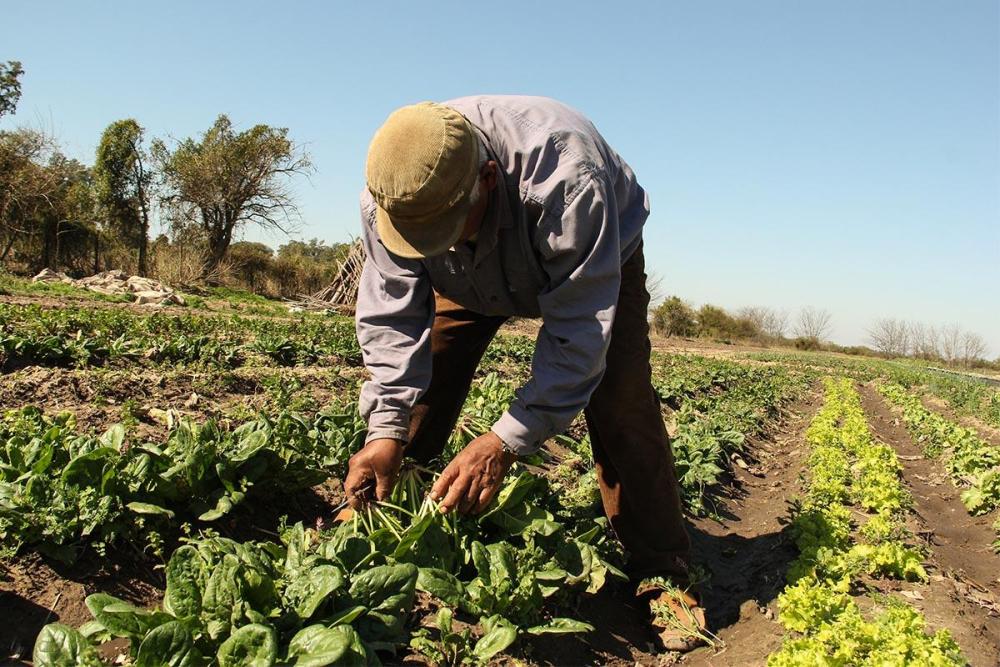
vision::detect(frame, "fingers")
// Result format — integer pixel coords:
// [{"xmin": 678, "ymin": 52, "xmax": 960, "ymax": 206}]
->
[
  {"xmin": 344, "ymin": 465, "xmax": 375, "ymax": 509},
  {"xmin": 458, "ymin": 481, "xmax": 481, "ymax": 515},
  {"xmin": 375, "ymin": 469, "xmax": 396, "ymax": 501},
  {"xmin": 438, "ymin": 473, "xmax": 472, "ymax": 514},
  {"xmin": 431, "ymin": 463, "xmax": 459, "ymax": 502},
  {"xmin": 472, "ymin": 481, "xmax": 500, "ymax": 515}
]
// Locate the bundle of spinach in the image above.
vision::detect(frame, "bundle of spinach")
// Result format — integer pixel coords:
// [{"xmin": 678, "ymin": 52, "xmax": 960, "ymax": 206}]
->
[{"xmin": 33, "ymin": 469, "xmax": 622, "ymax": 666}]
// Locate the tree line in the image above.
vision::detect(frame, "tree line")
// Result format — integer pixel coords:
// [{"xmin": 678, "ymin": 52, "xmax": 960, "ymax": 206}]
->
[
  {"xmin": 0, "ymin": 61, "xmax": 340, "ymax": 296},
  {"xmin": 867, "ymin": 318, "xmax": 990, "ymax": 369},
  {"xmin": 652, "ymin": 297, "xmax": 832, "ymax": 347},
  {"xmin": 651, "ymin": 295, "xmax": 994, "ymax": 368}
]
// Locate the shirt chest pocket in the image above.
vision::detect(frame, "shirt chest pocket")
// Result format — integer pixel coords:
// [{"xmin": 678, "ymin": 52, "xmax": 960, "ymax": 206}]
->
[
  {"xmin": 504, "ymin": 263, "xmax": 542, "ymax": 296},
  {"xmin": 428, "ymin": 253, "xmax": 476, "ymax": 303}
]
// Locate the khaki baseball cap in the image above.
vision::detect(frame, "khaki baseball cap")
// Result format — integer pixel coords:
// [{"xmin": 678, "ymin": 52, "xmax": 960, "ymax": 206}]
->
[{"xmin": 365, "ymin": 102, "xmax": 480, "ymax": 259}]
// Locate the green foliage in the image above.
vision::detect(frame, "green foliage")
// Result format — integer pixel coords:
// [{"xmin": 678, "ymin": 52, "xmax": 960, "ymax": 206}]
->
[
  {"xmin": 0, "ymin": 302, "xmax": 361, "ymax": 371},
  {"xmin": 770, "ymin": 593, "xmax": 964, "ymax": 666},
  {"xmin": 0, "ymin": 405, "xmax": 365, "ymax": 562},
  {"xmin": 32, "ymin": 623, "xmax": 103, "ymax": 667},
  {"xmin": 879, "ymin": 382, "xmax": 1000, "ymax": 516},
  {"xmin": 0, "ymin": 131, "xmax": 100, "ymax": 274},
  {"xmin": 651, "ymin": 296, "xmax": 697, "ymax": 337},
  {"xmin": 696, "ymin": 304, "xmax": 758, "ymax": 341},
  {"xmin": 153, "ymin": 114, "xmax": 311, "ymax": 276},
  {"xmin": 654, "ymin": 354, "xmax": 807, "ymax": 514},
  {"xmin": 226, "ymin": 238, "xmax": 351, "ymax": 298},
  {"xmin": 35, "ymin": 468, "xmax": 611, "ymax": 665},
  {"xmin": 0, "ymin": 60, "xmax": 23, "ymax": 118}
]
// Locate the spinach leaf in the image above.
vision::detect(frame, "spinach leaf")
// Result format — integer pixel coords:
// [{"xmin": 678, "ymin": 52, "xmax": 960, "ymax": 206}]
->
[
  {"xmin": 164, "ymin": 544, "xmax": 204, "ymax": 619},
  {"xmin": 473, "ymin": 615, "xmax": 518, "ymax": 661},
  {"xmin": 283, "ymin": 563, "xmax": 345, "ymax": 620},
  {"xmin": 286, "ymin": 624, "xmax": 370, "ymax": 666},
  {"xmin": 32, "ymin": 623, "xmax": 102, "ymax": 667},
  {"xmin": 216, "ymin": 623, "xmax": 278, "ymax": 666},
  {"xmin": 348, "ymin": 562, "xmax": 418, "ymax": 644},
  {"xmin": 135, "ymin": 621, "xmax": 202, "ymax": 667}
]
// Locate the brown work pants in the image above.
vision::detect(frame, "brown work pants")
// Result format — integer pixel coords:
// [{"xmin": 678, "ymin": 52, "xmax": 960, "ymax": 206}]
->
[{"xmin": 405, "ymin": 245, "xmax": 691, "ymax": 581}]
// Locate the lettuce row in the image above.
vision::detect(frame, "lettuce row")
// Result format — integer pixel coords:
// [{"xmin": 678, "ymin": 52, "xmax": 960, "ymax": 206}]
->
[{"xmin": 768, "ymin": 377, "xmax": 964, "ymax": 665}]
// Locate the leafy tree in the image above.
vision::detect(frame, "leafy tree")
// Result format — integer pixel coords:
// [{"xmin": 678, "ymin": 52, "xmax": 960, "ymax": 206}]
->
[
  {"xmin": 94, "ymin": 119, "xmax": 153, "ymax": 275},
  {"xmin": 0, "ymin": 61, "xmax": 23, "ymax": 119},
  {"xmin": 697, "ymin": 304, "xmax": 732, "ymax": 339},
  {"xmin": 277, "ymin": 238, "xmax": 350, "ymax": 265},
  {"xmin": 0, "ymin": 128, "xmax": 53, "ymax": 262},
  {"xmin": 37, "ymin": 155, "xmax": 97, "ymax": 272},
  {"xmin": 153, "ymin": 115, "xmax": 311, "ymax": 278}
]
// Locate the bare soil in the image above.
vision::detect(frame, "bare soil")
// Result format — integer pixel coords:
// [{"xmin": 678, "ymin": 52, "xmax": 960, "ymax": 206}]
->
[
  {"xmin": 0, "ymin": 364, "xmax": 364, "ymax": 438},
  {"xmin": 859, "ymin": 383, "xmax": 1000, "ymax": 666},
  {"xmin": 1, "ymin": 549, "xmax": 162, "ymax": 663}
]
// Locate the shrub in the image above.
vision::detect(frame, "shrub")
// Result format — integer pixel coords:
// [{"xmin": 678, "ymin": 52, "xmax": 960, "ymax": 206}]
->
[
  {"xmin": 651, "ymin": 296, "xmax": 698, "ymax": 337},
  {"xmin": 795, "ymin": 336, "xmax": 821, "ymax": 351}
]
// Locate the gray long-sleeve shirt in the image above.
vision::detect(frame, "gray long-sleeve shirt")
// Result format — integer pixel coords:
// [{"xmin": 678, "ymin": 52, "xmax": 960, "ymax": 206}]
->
[{"xmin": 356, "ymin": 95, "xmax": 649, "ymax": 455}]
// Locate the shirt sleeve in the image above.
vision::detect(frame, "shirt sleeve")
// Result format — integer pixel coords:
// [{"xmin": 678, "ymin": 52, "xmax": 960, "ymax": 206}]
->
[
  {"xmin": 355, "ymin": 199, "xmax": 435, "ymax": 444},
  {"xmin": 491, "ymin": 176, "xmax": 622, "ymax": 455}
]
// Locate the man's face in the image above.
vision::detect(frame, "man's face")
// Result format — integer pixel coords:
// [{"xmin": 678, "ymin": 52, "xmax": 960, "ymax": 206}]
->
[{"xmin": 457, "ymin": 160, "xmax": 498, "ymax": 242}]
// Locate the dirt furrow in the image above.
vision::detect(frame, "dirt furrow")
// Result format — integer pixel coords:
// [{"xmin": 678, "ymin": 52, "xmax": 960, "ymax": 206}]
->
[
  {"xmin": 859, "ymin": 383, "xmax": 1000, "ymax": 666},
  {"xmin": 681, "ymin": 388, "xmax": 823, "ymax": 666}
]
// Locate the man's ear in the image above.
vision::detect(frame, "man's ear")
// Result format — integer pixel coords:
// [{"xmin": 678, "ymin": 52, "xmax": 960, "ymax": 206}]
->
[{"xmin": 482, "ymin": 160, "xmax": 499, "ymax": 192}]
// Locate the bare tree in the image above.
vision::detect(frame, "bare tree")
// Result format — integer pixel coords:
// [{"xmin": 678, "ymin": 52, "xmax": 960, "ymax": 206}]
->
[
  {"xmin": 737, "ymin": 306, "xmax": 767, "ymax": 331},
  {"xmin": 909, "ymin": 322, "xmax": 940, "ymax": 360},
  {"xmin": 868, "ymin": 318, "xmax": 910, "ymax": 357},
  {"xmin": 794, "ymin": 307, "xmax": 833, "ymax": 341},
  {"xmin": 940, "ymin": 324, "xmax": 963, "ymax": 365},
  {"xmin": 763, "ymin": 308, "xmax": 789, "ymax": 338},
  {"xmin": 645, "ymin": 270, "xmax": 666, "ymax": 308},
  {"xmin": 960, "ymin": 331, "xmax": 988, "ymax": 367}
]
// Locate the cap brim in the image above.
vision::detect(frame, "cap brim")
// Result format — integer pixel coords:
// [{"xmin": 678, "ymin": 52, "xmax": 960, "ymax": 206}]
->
[{"xmin": 376, "ymin": 199, "xmax": 471, "ymax": 259}]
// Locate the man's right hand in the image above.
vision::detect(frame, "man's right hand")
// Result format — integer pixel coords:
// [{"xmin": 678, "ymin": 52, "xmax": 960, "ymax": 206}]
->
[{"xmin": 344, "ymin": 438, "xmax": 405, "ymax": 509}]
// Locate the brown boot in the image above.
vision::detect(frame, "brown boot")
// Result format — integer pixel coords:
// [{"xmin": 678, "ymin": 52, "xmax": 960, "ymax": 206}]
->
[{"xmin": 636, "ymin": 578, "xmax": 714, "ymax": 653}]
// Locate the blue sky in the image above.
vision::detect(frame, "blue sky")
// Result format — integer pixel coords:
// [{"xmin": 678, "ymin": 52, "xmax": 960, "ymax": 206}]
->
[{"xmin": 4, "ymin": 1, "xmax": 998, "ymax": 353}]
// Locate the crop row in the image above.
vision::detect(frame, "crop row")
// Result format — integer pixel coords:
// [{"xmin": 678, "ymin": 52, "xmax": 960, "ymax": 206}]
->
[
  {"xmin": 920, "ymin": 374, "xmax": 1000, "ymax": 430},
  {"xmin": 0, "ymin": 303, "xmax": 361, "ymax": 370},
  {"xmin": 768, "ymin": 377, "xmax": 964, "ymax": 665},
  {"xmin": 4, "ymin": 351, "xmax": 789, "ymax": 566},
  {"xmin": 31, "ymin": 464, "xmax": 622, "ymax": 666},
  {"xmin": 428, "ymin": 356, "xmax": 809, "ymax": 520},
  {"xmin": 877, "ymin": 382, "xmax": 1000, "ymax": 548},
  {"xmin": 0, "ymin": 406, "xmax": 365, "ymax": 563},
  {"xmin": 654, "ymin": 356, "xmax": 809, "ymax": 515}
]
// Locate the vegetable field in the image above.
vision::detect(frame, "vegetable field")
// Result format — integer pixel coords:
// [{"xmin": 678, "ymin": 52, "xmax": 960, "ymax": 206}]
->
[{"xmin": 2, "ymin": 288, "xmax": 999, "ymax": 666}]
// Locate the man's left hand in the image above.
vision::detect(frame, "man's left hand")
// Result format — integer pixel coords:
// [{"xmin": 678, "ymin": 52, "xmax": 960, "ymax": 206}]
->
[{"xmin": 430, "ymin": 431, "xmax": 517, "ymax": 515}]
